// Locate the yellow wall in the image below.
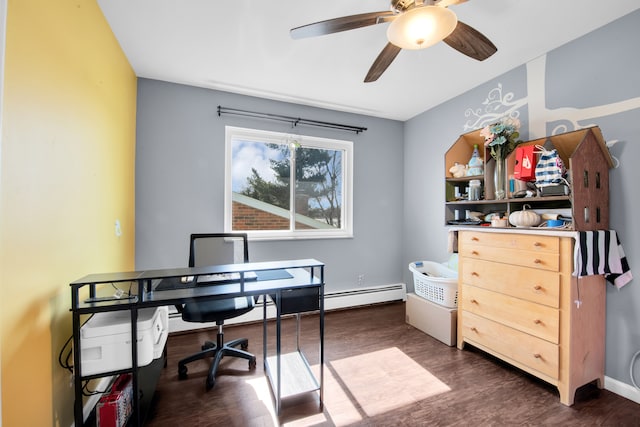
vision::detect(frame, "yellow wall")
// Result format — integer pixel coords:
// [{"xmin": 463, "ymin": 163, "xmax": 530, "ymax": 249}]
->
[{"xmin": 0, "ymin": 0, "xmax": 136, "ymax": 425}]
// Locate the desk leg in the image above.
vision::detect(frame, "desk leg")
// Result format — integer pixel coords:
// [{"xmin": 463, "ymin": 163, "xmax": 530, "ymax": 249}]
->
[
  {"xmin": 130, "ymin": 307, "xmax": 140, "ymax": 426},
  {"xmin": 295, "ymin": 313, "xmax": 300, "ymax": 351},
  {"xmin": 72, "ymin": 311, "xmax": 84, "ymax": 426},
  {"xmin": 320, "ymin": 278, "xmax": 325, "ymax": 410},
  {"xmin": 275, "ymin": 290, "xmax": 282, "ymax": 414},
  {"xmin": 263, "ymin": 294, "xmax": 267, "ymax": 372}
]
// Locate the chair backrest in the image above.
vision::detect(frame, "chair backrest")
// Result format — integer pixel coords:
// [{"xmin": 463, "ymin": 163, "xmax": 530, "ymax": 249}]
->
[{"xmin": 188, "ymin": 233, "xmax": 249, "ymax": 267}]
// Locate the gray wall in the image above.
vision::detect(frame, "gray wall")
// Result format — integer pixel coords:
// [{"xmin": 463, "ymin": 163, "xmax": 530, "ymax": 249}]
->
[
  {"xmin": 403, "ymin": 10, "xmax": 640, "ymax": 387},
  {"xmin": 135, "ymin": 80, "xmax": 405, "ymax": 292}
]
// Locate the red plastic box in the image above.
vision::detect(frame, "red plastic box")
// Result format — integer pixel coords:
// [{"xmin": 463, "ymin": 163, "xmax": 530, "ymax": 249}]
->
[{"xmin": 514, "ymin": 145, "xmax": 536, "ymax": 181}]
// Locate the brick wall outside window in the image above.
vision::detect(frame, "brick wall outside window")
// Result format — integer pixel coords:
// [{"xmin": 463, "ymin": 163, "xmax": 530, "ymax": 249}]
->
[{"xmin": 232, "ymin": 201, "xmax": 313, "ymax": 230}]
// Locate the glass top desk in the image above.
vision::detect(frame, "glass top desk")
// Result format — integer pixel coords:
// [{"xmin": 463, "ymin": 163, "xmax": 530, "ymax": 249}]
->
[{"xmin": 70, "ymin": 258, "xmax": 324, "ymax": 425}]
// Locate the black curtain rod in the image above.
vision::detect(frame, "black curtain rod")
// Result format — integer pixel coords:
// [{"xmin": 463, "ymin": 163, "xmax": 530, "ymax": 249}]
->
[{"xmin": 217, "ymin": 106, "xmax": 367, "ymax": 134}]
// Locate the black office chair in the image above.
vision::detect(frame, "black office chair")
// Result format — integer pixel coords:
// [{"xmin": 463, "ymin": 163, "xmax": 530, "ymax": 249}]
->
[{"xmin": 177, "ymin": 233, "xmax": 257, "ymax": 390}]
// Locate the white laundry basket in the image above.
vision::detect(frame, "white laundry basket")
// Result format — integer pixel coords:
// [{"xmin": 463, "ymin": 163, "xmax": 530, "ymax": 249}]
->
[{"xmin": 408, "ymin": 261, "xmax": 458, "ymax": 308}]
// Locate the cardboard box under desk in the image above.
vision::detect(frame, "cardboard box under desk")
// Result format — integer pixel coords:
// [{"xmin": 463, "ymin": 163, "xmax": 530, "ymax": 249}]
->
[{"xmin": 405, "ymin": 292, "xmax": 457, "ymax": 346}]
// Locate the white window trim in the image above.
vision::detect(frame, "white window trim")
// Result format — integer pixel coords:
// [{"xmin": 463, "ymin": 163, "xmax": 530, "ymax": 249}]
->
[{"xmin": 225, "ymin": 126, "xmax": 353, "ymax": 240}]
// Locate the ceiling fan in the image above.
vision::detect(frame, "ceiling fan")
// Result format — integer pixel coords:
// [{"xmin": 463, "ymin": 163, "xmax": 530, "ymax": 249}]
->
[{"xmin": 290, "ymin": 0, "xmax": 497, "ymax": 82}]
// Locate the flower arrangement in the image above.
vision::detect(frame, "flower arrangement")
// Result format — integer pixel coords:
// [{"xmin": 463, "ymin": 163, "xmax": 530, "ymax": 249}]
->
[{"xmin": 480, "ymin": 117, "xmax": 522, "ymax": 160}]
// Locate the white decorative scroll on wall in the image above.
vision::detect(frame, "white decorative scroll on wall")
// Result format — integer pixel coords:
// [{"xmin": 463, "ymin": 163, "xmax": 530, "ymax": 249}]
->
[{"xmin": 462, "ymin": 82, "xmax": 526, "ymax": 133}]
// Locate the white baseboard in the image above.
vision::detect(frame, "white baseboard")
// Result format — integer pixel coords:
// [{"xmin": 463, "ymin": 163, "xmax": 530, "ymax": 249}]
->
[
  {"xmin": 604, "ymin": 375, "xmax": 640, "ymax": 404},
  {"xmin": 168, "ymin": 282, "xmax": 407, "ymax": 333},
  {"xmin": 323, "ymin": 283, "xmax": 407, "ymax": 310}
]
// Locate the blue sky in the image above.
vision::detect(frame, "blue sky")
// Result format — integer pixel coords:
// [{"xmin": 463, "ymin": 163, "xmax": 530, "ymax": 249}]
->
[{"xmin": 231, "ymin": 139, "xmax": 288, "ymax": 192}]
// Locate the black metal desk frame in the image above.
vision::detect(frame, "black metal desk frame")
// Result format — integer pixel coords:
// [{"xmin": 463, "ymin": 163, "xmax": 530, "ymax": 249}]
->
[{"xmin": 70, "ymin": 259, "xmax": 324, "ymax": 426}]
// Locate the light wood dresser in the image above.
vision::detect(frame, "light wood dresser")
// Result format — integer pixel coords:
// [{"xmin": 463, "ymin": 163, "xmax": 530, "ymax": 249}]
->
[{"xmin": 457, "ymin": 229, "xmax": 605, "ymax": 405}]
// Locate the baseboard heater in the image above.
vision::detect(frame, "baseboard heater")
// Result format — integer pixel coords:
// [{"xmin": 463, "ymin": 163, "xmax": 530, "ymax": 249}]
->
[{"xmin": 168, "ymin": 283, "xmax": 407, "ymax": 333}]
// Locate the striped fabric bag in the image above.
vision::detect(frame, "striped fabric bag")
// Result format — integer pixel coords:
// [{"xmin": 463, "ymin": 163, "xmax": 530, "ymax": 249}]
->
[{"xmin": 534, "ymin": 145, "xmax": 566, "ymax": 188}]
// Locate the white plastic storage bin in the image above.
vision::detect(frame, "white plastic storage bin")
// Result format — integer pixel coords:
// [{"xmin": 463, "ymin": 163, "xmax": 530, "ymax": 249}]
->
[
  {"xmin": 80, "ymin": 306, "xmax": 169, "ymax": 376},
  {"xmin": 408, "ymin": 261, "xmax": 458, "ymax": 308}
]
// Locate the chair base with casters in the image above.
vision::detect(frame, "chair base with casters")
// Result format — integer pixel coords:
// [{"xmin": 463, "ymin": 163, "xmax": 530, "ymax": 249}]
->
[{"xmin": 177, "ymin": 295, "xmax": 257, "ymax": 390}]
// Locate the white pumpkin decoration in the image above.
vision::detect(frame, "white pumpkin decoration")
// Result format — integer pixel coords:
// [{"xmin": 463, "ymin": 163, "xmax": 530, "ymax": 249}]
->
[{"xmin": 509, "ymin": 205, "xmax": 541, "ymax": 227}]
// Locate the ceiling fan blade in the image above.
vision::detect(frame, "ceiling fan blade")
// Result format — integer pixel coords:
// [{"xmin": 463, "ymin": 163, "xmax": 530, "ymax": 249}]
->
[
  {"xmin": 436, "ymin": 0, "xmax": 469, "ymax": 7},
  {"xmin": 443, "ymin": 21, "xmax": 497, "ymax": 61},
  {"xmin": 290, "ymin": 11, "xmax": 395, "ymax": 39},
  {"xmin": 364, "ymin": 43, "xmax": 402, "ymax": 83}
]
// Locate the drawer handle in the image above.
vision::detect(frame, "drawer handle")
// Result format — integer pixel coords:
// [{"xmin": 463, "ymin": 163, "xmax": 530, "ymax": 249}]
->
[
  {"xmin": 533, "ymin": 353, "xmax": 542, "ymax": 359},
  {"xmin": 533, "ymin": 285, "xmax": 542, "ymax": 291},
  {"xmin": 533, "ymin": 319, "xmax": 542, "ymax": 325},
  {"xmin": 533, "ymin": 259, "xmax": 542, "ymax": 264},
  {"xmin": 470, "ymin": 299, "xmax": 479, "ymax": 305},
  {"xmin": 472, "ymin": 251, "xmax": 479, "ymax": 256},
  {"xmin": 534, "ymin": 242, "xmax": 542, "ymax": 247},
  {"xmin": 471, "ymin": 237, "xmax": 479, "ymax": 241},
  {"xmin": 470, "ymin": 327, "xmax": 478, "ymax": 333},
  {"xmin": 471, "ymin": 271, "xmax": 479, "ymax": 277}
]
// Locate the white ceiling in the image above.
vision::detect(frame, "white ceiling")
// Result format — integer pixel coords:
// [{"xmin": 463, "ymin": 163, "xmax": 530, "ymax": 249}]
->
[{"xmin": 97, "ymin": 0, "xmax": 640, "ymax": 121}]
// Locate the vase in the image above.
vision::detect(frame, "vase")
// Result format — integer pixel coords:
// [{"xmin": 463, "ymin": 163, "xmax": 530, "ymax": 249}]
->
[
  {"xmin": 484, "ymin": 158, "xmax": 495, "ymax": 200},
  {"xmin": 494, "ymin": 157, "xmax": 507, "ymax": 200}
]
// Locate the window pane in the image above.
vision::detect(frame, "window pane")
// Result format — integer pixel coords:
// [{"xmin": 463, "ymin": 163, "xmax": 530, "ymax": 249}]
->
[
  {"xmin": 226, "ymin": 126, "xmax": 353, "ymax": 239},
  {"xmin": 295, "ymin": 147, "xmax": 342, "ymax": 230},
  {"xmin": 231, "ymin": 138, "xmax": 290, "ymax": 230}
]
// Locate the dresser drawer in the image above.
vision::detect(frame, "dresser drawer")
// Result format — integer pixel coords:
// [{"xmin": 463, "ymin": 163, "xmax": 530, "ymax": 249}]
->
[
  {"xmin": 459, "ymin": 231, "xmax": 559, "ymax": 253},
  {"xmin": 460, "ymin": 245, "xmax": 559, "ymax": 271},
  {"xmin": 461, "ymin": 258, "xmax": 560, "ymax": 308},
  {"xmin": 461, "ymin": 311, "xmax": 559, "ymax": 379},
  {"xmin": 461, "ymin": 284, "xmax": 559, "ymax": 343}
]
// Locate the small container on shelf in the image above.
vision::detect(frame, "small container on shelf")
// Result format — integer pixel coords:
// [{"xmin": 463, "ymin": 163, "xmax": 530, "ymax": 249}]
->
[
  {"xmin": 468, "ymin": 179, "xmax": 481, "ymax": 201},
  {"xmin": 491, "ymin": 217, "xmax": 508, "ymax": 227}
]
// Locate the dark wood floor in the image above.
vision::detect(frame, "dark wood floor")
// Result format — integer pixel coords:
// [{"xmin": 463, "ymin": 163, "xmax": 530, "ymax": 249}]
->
[{"xmin": 145, "ymin": 302, "xmax": 639, "ymax": 426}]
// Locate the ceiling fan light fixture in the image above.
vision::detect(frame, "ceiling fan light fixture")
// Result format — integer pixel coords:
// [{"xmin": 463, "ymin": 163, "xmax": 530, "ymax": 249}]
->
[{"xmin": 386, "ymin": 6, "xmax": 458, "ymax": 50}]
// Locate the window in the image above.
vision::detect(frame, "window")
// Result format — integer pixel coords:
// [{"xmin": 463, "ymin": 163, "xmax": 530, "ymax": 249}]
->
[{"xmin": 225, "ymin": 126, "xmax": 353, "ymax": 239}]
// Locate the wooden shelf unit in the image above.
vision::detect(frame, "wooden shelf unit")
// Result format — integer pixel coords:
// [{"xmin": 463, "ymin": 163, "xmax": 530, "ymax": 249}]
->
[{"xmin": 444, "ymin": 126, "xmax": 613, "ymax": 231}]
